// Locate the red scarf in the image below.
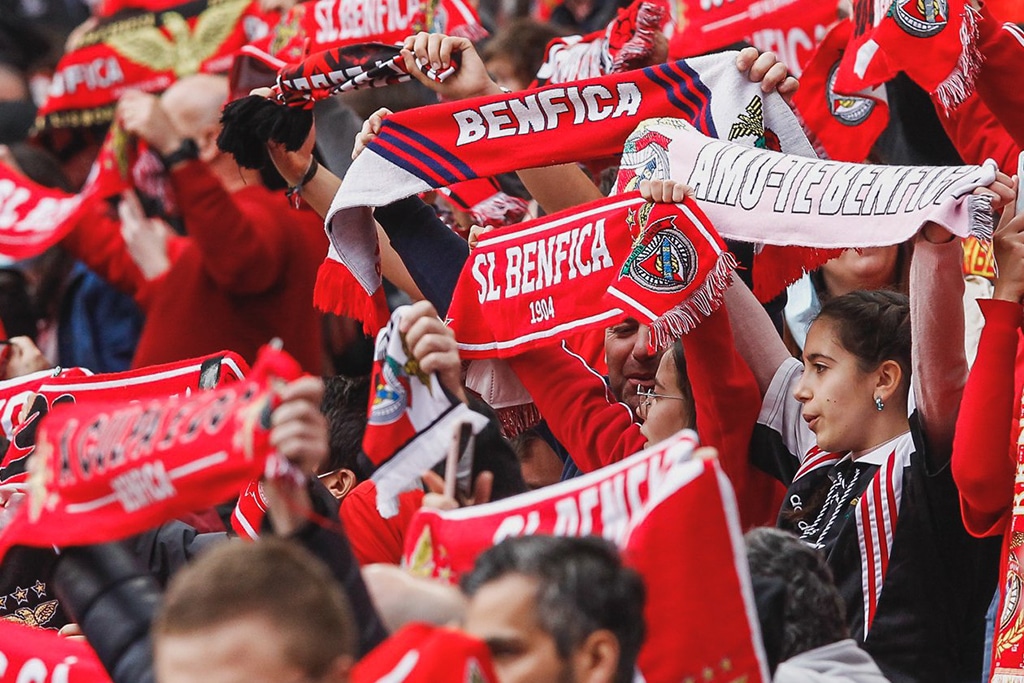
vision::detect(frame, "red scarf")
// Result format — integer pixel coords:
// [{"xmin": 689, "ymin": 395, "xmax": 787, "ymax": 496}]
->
[
  {"xmin": 437, "ymin": 178, "xmax": 529, "ymax": 229},
  {"xmin": 793, "ymin": 19, "xmax": 889, "ymax": 163},
  {"xmin": 36, "ymin": 0, "xmax": 263, "ymax": 132},
  {"xmin": 0, "ymin": 621, "xmax": 112, "ymax": 682},
  {"xmin": 668, "ymin": 0, "xmax": 835, "ymax": 72},
  {"xmin": 533, "ymin": 0, "xmax": 669, "ymax": 87},
  {"xmin": 322, "ymin": 53, "xmax": 815, "ymax": 332},
  {"xmin": 993, "ymin": 385, "xmax": 1024, "ymax": 678},
  {"xmin": 447, "ymin": 192, "xmax": 732, "ymax": 357},
  {"xmin": 835, "ymin": 0, "xmax": 980, "ymax": 111},
  {"xmin": 0, "ymin": 123, "xmax": 136, "ymax": 261},
  {"xmin": 259, "ymin": 0, "xmax": 486, "ymax": 64},
  {"xmin": 0, "ymin": 346, "xmax": 298, "ymax": 563},
  {"xmin": 0, "ymin": 368, "xmax": 92, "ymax": 439},
  {"xmin": 0, "ymin": 352, "xmax": 248, "ymax": 485},
  {"xmin": 404, "ymin": 432, "xmax": 770, "ymax": 682},
  {"xmin": 352, "ymin": 624, "xmax": 500, "ymax": 683}
]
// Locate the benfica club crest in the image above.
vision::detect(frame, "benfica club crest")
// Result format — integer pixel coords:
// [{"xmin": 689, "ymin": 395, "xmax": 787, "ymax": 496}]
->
[
  {"xmin": 826, "ymin": 62, "xmax": 877, "ymax": 126},
  {"xmin": 891, "ymin": 0, "xmax": 948, "ymax": 37},
  {"xmin": 621, "ymin": 213, "xmax": 698, "ymax": 294},
  {"xmin": 369, "ymin": 356, "xmax": 412, "ymax": 426}
]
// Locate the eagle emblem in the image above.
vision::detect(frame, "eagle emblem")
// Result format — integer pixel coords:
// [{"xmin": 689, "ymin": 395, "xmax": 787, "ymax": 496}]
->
[
  {"xmin": 106, "ymin": 0, "xmax": 249, "ymax": 78},
  {"xmin": 3, "ymin": 600, "xmax": 59, "ymax": 628}
]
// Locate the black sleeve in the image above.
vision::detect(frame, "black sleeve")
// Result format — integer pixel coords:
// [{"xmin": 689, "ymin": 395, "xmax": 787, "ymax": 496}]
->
[
  {"xmin": 280, "ymin": 480, "xmax": 390, "ymax": 657},
  {"xmin": 374, "ymin": 197, "xmax": 469, "ymax": 317},
  {"xmin": 129, "ymin": 522, "xmax": 226, "ymax": 588},
  {"xmin": 54, "ymin": 543, "xmax": 159, "ymax": 683}
]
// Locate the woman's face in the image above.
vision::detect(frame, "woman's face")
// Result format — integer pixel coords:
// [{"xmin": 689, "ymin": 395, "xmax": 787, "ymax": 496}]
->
[
  {"xmin": 639, "ymin": 351, "xmax": 695, "ymax": 447},
  {"xmin": 792, "ymin": 317, "xmax": 883, "ymax": 454}
]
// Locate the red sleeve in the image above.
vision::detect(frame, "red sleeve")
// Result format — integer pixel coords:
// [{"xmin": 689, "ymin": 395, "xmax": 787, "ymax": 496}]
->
[
  {"xmin": 340, "ymin": 480, "xmax": 425, "ymax": 566},
  {"xmin": 507, "ymin": 343, "xmax": 643, "ymax": 474},
  {"xmin": 975, "ymin": 3, "xmax": 1024, "ymax": 149},
  {"xmin": 937, "ymin": 92, "xmax": 1019, "ymax": 173},
  {"xmin": 951, "ymin": 298, "xmax": 1022, "ymax": 537},
  {"xmin": 60, "ymin": 202, "xmax": 147, "ymax": 303},
  {"xmin": 169, "ymin": 160, "xmax": 289, "ymax": 295},
  {"xmin": 683, "ymin": 307, "xmax": 786, "ymax": 528}
]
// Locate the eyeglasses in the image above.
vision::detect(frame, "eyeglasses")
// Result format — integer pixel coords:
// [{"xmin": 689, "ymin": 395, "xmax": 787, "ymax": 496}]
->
[{"xmin": 636, "ymin": 385, "xmax": 689, "ymax": 420}]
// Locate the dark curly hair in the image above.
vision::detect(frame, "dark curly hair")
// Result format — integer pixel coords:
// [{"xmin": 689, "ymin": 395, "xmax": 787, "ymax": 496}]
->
[{"xmin": 745, "ymin": 527, "xmax": 849, "ymax": 661}]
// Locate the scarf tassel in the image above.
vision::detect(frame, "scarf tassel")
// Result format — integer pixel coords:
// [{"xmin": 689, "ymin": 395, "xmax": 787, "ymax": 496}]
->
[
  {"xmin": 934, "ymin": 5, "xmax": 983, "ymax": 113},
  {"xmin": 752, "ymin": 244, "xmax": 846, "ymax": 303},
  {"xmin": 494, "ymin": 402, "xmax": 543, "ymax": 439},
  {"xmin": 968, "ymin": 192, "xmax": 995, "ymax": 242},
  {"xmin": 313, "ymin": 258, "xmax": 391, "ymax": 336},
  {"xmin": 610, "ymin": 1, "xmax": 666, "ymax": 73},
  {"xmin": 648, "ymin": 251, "xmax": 737, "ymax": 351}
]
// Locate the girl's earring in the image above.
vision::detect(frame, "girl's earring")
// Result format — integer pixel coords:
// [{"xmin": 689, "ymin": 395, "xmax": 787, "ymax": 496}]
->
[{"xmin": 874, "ymin": 396, "xmax": 884, "ymax": 412}]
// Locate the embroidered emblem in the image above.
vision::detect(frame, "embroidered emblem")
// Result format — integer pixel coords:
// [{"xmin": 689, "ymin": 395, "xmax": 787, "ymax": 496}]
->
[
  {"xmin": 891, "ymin": 0, "xmax": 948, "ymax": 38},
  {"xmin": 3, "ymin": 600, "xmax": 58, "ymax": 628},
  {"xmin": 728, "ymin": 97, "xmax": 781, "ymax": 151},
  {"xmin": 621, "ymin": 215, "xmax": 697, "ymax": 294},
  {"xmin": 106, "ymin": 0, "xmax": 250, "ymax": 78},
  {"xmin": 826, "ymin": 62, "xmax": 877, "ymax": 126}
]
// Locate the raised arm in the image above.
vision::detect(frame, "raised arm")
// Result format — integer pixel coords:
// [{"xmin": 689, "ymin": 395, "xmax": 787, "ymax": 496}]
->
[
  {"xmin": 723, "ymin": 276, "xmax": 793, "ymax": 397},
  {"xmin": 914, "ymin": 176, "xmax": 1015, "ymax": 461}
]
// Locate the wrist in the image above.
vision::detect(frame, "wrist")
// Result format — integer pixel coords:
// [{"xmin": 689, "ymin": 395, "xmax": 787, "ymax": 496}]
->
[
  {"xmin": 158, "ymin": 138, "xmax": 199, "ymax": 170},
  {"xmin": 992, "ymin": 283, "xmax": 1024, "ymax": 303}
]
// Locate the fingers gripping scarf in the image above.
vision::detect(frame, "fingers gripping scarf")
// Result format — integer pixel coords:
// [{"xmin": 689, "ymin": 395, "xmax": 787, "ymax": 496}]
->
[{"xmin": 319, "ymin": 51, "xmax": 816, "ymax": 333}]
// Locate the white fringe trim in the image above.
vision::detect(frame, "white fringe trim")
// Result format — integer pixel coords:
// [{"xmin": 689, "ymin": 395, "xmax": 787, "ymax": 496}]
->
[
  {"xmin": 935, "ymin": 5, "xmax": 982, "ymax": 113},
  {"xmin": 648, "ymin": 251, "xmax": 738, "ymax": 351},
  {"xmin": 968, "ymin": 192, "xmax": 995, "ymax": 242}
]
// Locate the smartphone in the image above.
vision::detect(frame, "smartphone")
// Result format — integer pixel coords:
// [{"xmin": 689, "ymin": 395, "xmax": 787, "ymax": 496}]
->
[{"xmin": 1016, "ymin": 150, "xmax": 1024, "ymax": 216}]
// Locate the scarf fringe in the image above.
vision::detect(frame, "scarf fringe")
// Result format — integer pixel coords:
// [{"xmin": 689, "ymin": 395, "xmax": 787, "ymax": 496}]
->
[
  {"xmin": 648, "ymin": 251, "xmax": 737, "ymax": 350},
  {"xmin": 968, "ymin": 192, "xmax": 995, "ymax": 241},
  {"xmin": 934, "ymin": 5, "xmax": 982, "ymax": 113},
  {"xmin": 313, "ymin": 258, "xmax": 390, "ymax": 336},
  {"xmin": 752, "ymin": 244, "xmax": 846, "ymax": 303},
  {"xmin": 495, "ymin": 402, "xmax": 543, "ymax": 439}
]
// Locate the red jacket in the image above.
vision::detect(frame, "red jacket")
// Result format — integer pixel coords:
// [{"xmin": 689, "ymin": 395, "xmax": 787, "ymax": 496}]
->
[{"xmin": 63, "ymin": 161, "xmax": 327, "ymax": 373}]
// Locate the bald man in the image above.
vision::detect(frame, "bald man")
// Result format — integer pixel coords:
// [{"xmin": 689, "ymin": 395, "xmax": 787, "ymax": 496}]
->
[{"xmin": 62, "ymin": 75, "xmax": 328, "ymax": 372}]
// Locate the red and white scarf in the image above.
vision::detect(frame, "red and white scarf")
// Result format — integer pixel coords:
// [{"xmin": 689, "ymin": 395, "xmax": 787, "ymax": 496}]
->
[
  {"xmin": 793, "ymin": 18, "xmax": 889, "ymax": 163},
  {"xmin": 0, "ymin": 123, "xmax": 136, "ymax": 262},
  {"xmin": 0, "ymin": 352, "xmax": 248, "ymax": 484},
  {"xmin": 533, "ymin": 0, "xmax": 669, "ymax": 87},
  {"xmin": 0, "ymin": 346, "xmax": 298, "ymax": 562},
  {"xmin": 404, "ymin": 431, "xmax": 770, "ymax": 682},
  {"xmin": 322, "ymin": 52, "xmax": 815, "ymax": 332},
  {"xmin": 0, "ymin": 621, "xmax": 112, "ymax": 682},
  {"xmin": 615, "ymin": 119, "xmax": 999, "ymax": 301},
  {"xmin": 448, "ymin": 191, "xmax": 732, "ymax": 356},
  {"xmin": 993, "ymin": 386, "xmax": 1024, "ymax": 680},
  {"xmin": 35, "ymin": 0, "xmax": 263, "ymax": 132},
  {"xmin": 258, "ymin": 0, "xmax": 486, "ymax": 64},
  {"xmin": 0, "ymin": 368, "xmax": 92, "ymax": 439},
  {"xmin": 362, "ymin": 307, "xmax": 487, "ymax": 518},
  {"xmin": 667, "ymin": 0, "xmax": 836, "ymax": 74},
  {"xmin": 836, "ymin": 0, "xmax": 980, "ymax": 111}
]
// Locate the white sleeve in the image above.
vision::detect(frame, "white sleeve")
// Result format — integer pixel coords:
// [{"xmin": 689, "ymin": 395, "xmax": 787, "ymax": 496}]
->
[{"xmin": 756, "ymin": 357, "xmax": 818, "ymax": 463}]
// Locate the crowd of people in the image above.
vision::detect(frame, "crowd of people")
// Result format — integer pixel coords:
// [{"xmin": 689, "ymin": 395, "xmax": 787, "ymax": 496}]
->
[{"xmin": 2, "ymin": 0, "xmax": 1024, "ymax": 680}]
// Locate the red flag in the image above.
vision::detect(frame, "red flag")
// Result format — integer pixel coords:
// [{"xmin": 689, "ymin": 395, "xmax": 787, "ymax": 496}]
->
[
  {"xmin": 0, "ymin": 346, "xmax": 299, "ymax": 562},
  {"xmin": 793, "ymin": 19, "xmax": 888, "ymax": 162},
  {"xmin": 621, "ymin": 454, "xmax": 769, "ymax": 682},
  {"xmin": 403, "ymin": 431, "xmax": 770, "ymax": 681},
  {"xmin": 0, "ymin": 621, "xmax": 112, "ymax": 682}
]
